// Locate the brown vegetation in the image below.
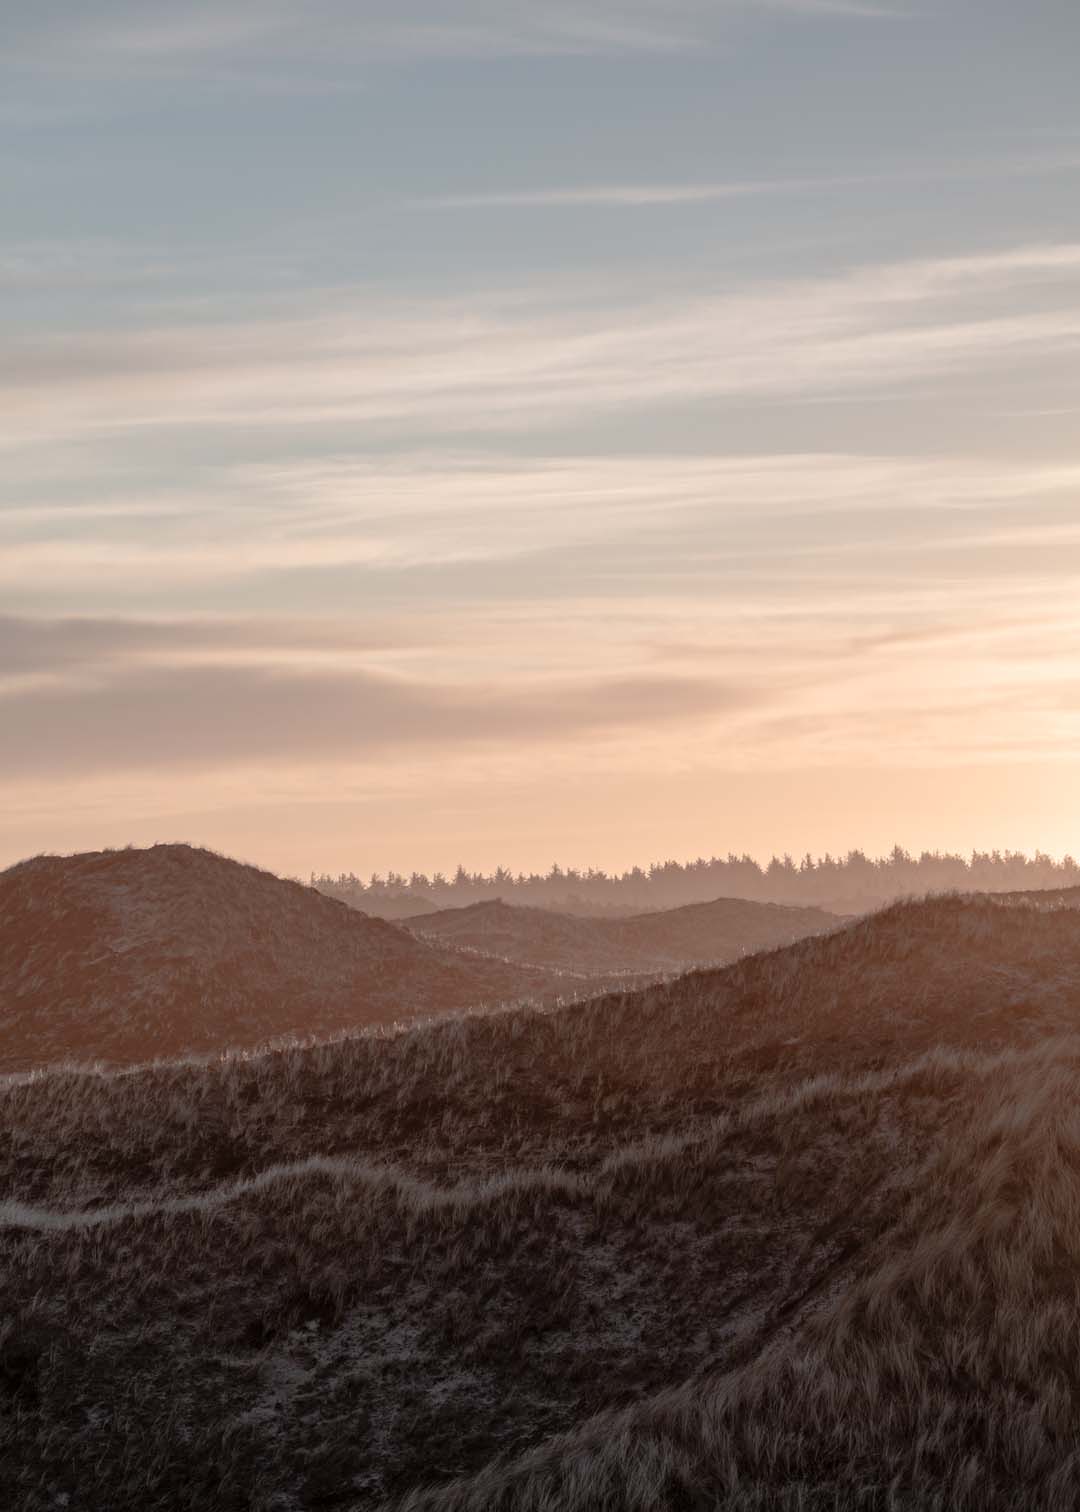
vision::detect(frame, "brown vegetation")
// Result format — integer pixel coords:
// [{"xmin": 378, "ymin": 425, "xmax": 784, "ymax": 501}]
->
[
  {"xmin": 405, "ymin": 895, "xmax": 835, "ymax": 978},
  {"xmin": 5, "ymin": 890, "xmax": 1080, "ymax": 1507},
  {"xmin": 0, "ymin": 845, "xmax": 602, "ymax": 1075}
]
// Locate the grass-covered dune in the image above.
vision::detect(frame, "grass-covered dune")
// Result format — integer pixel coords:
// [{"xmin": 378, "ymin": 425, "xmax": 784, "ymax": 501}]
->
[
  {"xmin": 5, "ymin": 891, "xmax": 1080, "ymax": 1509},
  {"xmin": 404, "ymin": 894, "xmax": 835, "ymax": 979},
  {"xmin": 0, "ymin": 845, "xmax": 611, "ymax": 1076}
]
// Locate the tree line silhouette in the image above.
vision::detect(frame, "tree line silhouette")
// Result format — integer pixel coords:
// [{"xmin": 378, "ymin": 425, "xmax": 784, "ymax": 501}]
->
[{"xmin": 313, "ymin": 846, "xmax": 1080, "ymax": 915}]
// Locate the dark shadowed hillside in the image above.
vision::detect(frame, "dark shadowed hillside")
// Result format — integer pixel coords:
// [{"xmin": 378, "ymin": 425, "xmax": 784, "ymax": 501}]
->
[
  {"xmin": 0, "ymin": 845, "xmax": 595, "ymax": 1075},
  {"xmin": 405, "ymin": 894, "xmax": 836, "ymax": 977},
  {"xmin": 8, "ymin": 892, "xmax": 1080, "ymax": 1509}
]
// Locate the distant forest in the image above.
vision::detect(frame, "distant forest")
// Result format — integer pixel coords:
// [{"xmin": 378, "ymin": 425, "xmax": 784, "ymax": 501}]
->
[{"xmin": 312, "ymin": 846, "xmax": 1080, "ymax": 916}]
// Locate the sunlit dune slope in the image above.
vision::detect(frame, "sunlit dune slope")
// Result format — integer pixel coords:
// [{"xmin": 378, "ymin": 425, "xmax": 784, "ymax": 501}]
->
[
  {"xmin": 405, "ymin": 894, "xmax": 835, "ymax": 977},
  {"xmin": 0, "ymin": 844, "xmax": 588, "ymax": 1074}
]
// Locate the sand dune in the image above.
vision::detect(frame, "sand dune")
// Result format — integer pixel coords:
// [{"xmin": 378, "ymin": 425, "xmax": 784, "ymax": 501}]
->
[
  {"xmin": 7, "ymin": 890, "xmax": 1080, "ymax": 1506},
  {"xmin": 405, "ymin": 893, "xmax": 835, "ymax": 977},
  {"xmin": 0, "ymin": 844, "xmax": 591, "ymax": 1074}
]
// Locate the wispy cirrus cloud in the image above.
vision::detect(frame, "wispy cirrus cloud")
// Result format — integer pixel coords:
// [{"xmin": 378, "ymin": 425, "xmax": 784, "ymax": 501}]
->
[
  {"xmin": 0, "ymin": 615, "xmax": 413, "ymax": 680},
  {"xmin": 3, "ymin": 242, "xmax": 1078, "ymax": 453},
  {"xmin": 5, "ymin": 452, "xmax": 1080, "ymax": 601},
  {"xmin": 5, "ymin": 0, "xmax": 903, "ymax": 78},
  {"xmin": 412, "ymin": 152, "xmax": 1080, "ymax": 211},
  {"xmin": 416, "ymin": 175, "xmax": 878, "ymax": 210}
]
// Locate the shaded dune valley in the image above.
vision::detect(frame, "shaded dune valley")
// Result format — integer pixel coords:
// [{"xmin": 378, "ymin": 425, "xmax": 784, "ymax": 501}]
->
[{"xmin": 9, "ymin": 854, "xmax": 1080, "ymax": 1508}]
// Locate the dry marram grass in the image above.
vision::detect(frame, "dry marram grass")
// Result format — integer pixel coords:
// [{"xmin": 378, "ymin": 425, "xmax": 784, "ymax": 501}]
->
[{"xmin": 4, "ymin": 890, "xmax": 1080, "ymax": 1508}]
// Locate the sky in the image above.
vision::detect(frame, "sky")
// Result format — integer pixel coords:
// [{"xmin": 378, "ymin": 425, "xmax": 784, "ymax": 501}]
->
[{"xmin": 3, "ymin": 0, "xmax": 1080, "ymax": 877}]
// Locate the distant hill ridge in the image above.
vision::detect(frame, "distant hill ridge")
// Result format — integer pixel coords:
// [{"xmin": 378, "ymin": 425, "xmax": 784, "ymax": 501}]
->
[
  {"xmin": 0, "ymin": 844, "xmax": 596, "ymax": 1074},
  {"xmin": 405, "ymin": 894, "xmax": 836, "ymax": 976}
]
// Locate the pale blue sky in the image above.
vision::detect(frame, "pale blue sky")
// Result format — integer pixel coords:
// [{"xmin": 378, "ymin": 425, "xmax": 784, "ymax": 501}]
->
[{"xmin": 3, "ymin": 1, "xmax": 1080, "ymax": 873}]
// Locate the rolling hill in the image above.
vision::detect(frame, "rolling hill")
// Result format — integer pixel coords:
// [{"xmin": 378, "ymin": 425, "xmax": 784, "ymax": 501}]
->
[
  {"xmin": 0, "ymin": 844, "xmax": 597, "ymax": 1075},
  {"xmin": 7, "ymin": 890, "xmax": 1080, "ymax": 1508},
  {"xmin": 404, "ymin": 893, "xmax": 837, "ymax": 977}
]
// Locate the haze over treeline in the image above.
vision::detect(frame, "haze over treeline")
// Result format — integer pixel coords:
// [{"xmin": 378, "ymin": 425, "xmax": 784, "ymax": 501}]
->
[{"xmin": 313, "ymin": 844, "xmax": 1080, "ymax": 915}]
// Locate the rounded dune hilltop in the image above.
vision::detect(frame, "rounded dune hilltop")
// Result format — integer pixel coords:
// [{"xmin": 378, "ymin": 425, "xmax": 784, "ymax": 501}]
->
[{"xmin": 0, "ymin": 844, "xmax": 591, "ymax": 1073}]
